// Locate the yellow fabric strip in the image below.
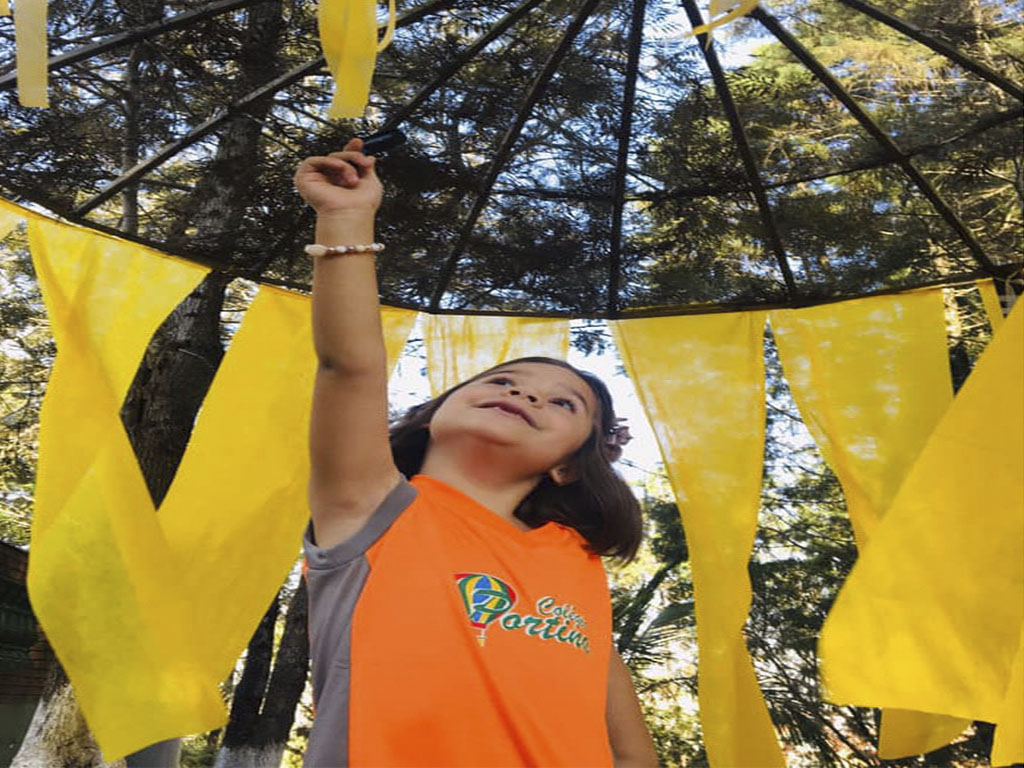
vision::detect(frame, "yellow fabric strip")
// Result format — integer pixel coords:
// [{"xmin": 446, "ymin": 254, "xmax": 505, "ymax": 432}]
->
[
  {"xmin": 319, "ymin": 0, "xmax": 374, "ymax": 119},
  {"xmin": 0, "ymin": 0, "xmax": 9, "ymax": 16},
  {"xmin": 157, "ymin": 286, "xmax": 318, "ymax": 680},
  {"xmin": 158, "ymin": 289, "xmax": 416, "ymax": 683},
  {"xmin": 611, "ymin": 312, "xmax": 784, "ymax": 768},
  {"xmin": 990, "ymin": 621, "xmax": 1024, "ymax": 766},
  {"xmin": 877, "ymin": 710, "xmax": 971, "ymax": 760},
  {"xmin": 381, "ymin": 304, "xmax": 418, "ymax": 376},
  {"xmin": 25, "ymin": 218, "xmax": 222, "ymax": 761},
  {"xmin": 28, "ymin": 217, "xmax": 210, "ymax": 534},
  {"xmin": 769, "ymin": 290, "xmax": 952, "ymax": 547},
  {"xmin": 320, "ymin": 0, "xmax": 394, "ymax": 119},
  {"xmin": 688, "ymin": 0, "xmax": 758, "ymax": 37},
  {"xmin": 977, "ymin": 279, "xmax": 1005, "ymax": 331},
  {"xmin": 423, "ymin": 314, "xmax": 570, "ymax": 396},
  {"xmin": 819, "ymin": 299, "xmax": 1024, "ymax": 727},
  {"xmin": 13, "ymin": 0, "xmax": 48, "ymax": 107},
  {"xmin": 21, "ymin": 197, "xmax": 417, "ymax": 754},
  {"xmin": 769, "ymin": 291, "xmax": 973, "ymax": 757}
]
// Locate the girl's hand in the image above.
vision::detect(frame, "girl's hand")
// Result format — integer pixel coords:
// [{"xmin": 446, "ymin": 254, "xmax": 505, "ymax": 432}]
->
[{"xmin": 294, "ymin": 138, "xmax": 383, "ymax": 217}]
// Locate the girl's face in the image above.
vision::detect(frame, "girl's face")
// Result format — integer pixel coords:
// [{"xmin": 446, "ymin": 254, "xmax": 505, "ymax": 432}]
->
[{"xmin": 427, "ymin": 362, "xmax": 600, "ymax": 475}]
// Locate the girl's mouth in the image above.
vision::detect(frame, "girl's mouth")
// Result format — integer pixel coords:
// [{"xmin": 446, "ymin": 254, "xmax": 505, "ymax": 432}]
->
[{"xmin": 480, "ymin": 402, "xmax": 535, "ymax": 426}]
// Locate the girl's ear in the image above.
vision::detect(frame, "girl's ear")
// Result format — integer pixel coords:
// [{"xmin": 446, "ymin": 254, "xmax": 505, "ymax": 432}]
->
[{"xmin": 549, "ymin": 464, "xmax": 579, "ymax": 486}]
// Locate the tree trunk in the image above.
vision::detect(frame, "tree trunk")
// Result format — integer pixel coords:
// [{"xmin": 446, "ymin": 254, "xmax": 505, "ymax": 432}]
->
[
  {"xmin": 165, "ymin": 0, "xmax": 285, "ymax": 263},
  {"xmin": 214, "ymin": 580, "xmax": 309, "ymax": 768},
  {"xmin": 120, "ymin": 43, "xmax": 143, "ymax": 237},
  {"xmin": 121, "ymin": 271, "xmax": 232, "ymax": 505},
  {"xmin": 121, "ymin": 0, "xmax": 165, "ymax": 238},
  {"xmin": 11, "ymin": 663, "xmax": 124, "ymax": 768},
  {"xmin": 221, "ymin": 595, "xmax": 280, "ymax": 752},
  {"xmin": 259, "ymin": 579, "xmax": 310, "ymax": 759}
]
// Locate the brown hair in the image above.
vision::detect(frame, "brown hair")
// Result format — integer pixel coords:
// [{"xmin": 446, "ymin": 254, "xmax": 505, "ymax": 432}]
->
[{"xmin": 389, "ymin": 357, "xmax": 643, "ymax": 561}]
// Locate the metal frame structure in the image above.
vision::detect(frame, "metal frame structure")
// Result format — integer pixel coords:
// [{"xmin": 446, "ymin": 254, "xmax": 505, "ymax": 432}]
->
[
  {"xmin": 426, "ymin": 0, "xmax": 605, "ymax": 311},
  {"xmin": 1, "ymin": 0, "xmax": 1021, "ymax": 317},
  {"xmin": 751, "ymin": 6, "xmax": 1004, "ymax": 276}
]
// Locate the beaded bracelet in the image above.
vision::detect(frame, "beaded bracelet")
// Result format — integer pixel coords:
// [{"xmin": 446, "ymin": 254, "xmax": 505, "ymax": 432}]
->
[{"xmin": 305, "ymin": 243, "xmax": 385, "ymax": 257}]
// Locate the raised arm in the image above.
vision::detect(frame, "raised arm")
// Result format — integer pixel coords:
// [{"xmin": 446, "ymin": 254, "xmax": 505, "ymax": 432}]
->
[{"xmin": 296, "ymin": 138, "xmax": 402, "ymax": 550}]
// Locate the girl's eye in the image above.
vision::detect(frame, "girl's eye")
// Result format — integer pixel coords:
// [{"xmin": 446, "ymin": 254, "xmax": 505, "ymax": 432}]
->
[
  {"xmin": 553, "ymin": 398, "xmax": 576, "ymax": 412},
  {"xmin": 490, "ymin": 377, "xmax": 512, "ymax": 386}
]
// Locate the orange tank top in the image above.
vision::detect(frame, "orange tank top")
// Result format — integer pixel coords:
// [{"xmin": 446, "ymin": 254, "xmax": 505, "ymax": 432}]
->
[{"xmin": 302, "ymin": 474, "xmax": 614, "ymax": 767}]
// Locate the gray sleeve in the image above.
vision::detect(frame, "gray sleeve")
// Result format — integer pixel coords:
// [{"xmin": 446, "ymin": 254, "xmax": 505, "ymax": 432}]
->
[
  {"xmin": 303, "ymin": 478, "xmax": 418, "ymax": 567},
  {"xmin": 301, "ymin": 478, "xmax": 417, "ymax": 768},
  {"xmin": 302, "ymin": 478, "xmax": 418, "ymax": 662}
]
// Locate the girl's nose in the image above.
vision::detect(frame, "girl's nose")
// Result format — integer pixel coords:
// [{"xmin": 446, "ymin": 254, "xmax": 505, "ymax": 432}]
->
[{"xmin": 509, "ymin": 389, "xmax": 538, "ymax": 403}]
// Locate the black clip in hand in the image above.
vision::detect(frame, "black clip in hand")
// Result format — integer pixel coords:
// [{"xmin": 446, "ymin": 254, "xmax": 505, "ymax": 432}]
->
[{"xmin": 359, "ymin": 129, "xmax": 407, "ymax": 156}]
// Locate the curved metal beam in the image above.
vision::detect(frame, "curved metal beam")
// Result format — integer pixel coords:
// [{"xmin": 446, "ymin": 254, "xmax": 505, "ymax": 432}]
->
[
  {"xmin": 606, "ymin": 0, "xmax": 649, "ymax": 316},
  {"xmin": 752, "ymin": 6, "xmax": 1006, "ymax": 276},
  {"xmin": 73, "ymin": 0, "xmax": 462, "ymax": 217},
  {"xmin": 74, "ymin": 58, "xmax": 324, "ymax": 215},
  {"xmin": 393, "ymin": 266, "xmax": 1023, "ymax": 317},
  {"xmin": 427, "ymin": 0, "xmax": 604, "ymax": 312},
  {"xmin": 648, "ymin": 105, "xmax": 1023, "ymax": 202},
  {"xmin": 0, "ymin": 0, "xmax": 260, "ymax": 91},
  {"xmin": 9, "ymin": 179, "xmax": 1018, "ymax": 318},
  {"xmin": 681, "ymin": 0, "xmax": 798, "ymax": 299},
  {"xmin": 835, "ymin": 0, "xmax": 1023, "ymax": 102},
  {"xmin": 0, "ymin": 0, "xmax": 460, "ymax": 90},
  {"xmin": 490, "ymin": 105, "xmax": 1022, "ymax": 202}
]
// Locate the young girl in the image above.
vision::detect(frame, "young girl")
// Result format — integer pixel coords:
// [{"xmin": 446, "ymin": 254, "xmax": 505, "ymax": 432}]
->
[{"xmin": 295, "ymin": 138, "xmax": 659, "ymax": 768}]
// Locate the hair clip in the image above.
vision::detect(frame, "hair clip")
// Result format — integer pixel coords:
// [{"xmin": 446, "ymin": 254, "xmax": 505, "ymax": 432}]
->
[{"xmin": 604, "ymin": 418, "xmax": 632, "ymax": 458}]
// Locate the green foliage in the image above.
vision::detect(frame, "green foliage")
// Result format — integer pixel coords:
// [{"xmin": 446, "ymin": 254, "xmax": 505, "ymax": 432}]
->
[
  {"xmin": 636, "ymin": 0, "xmax": 1021, "ymax": 307},
  {"xmin": 179, "ymin": 733, "xmax": 218, "ymax": 768},
  {"xmin": 0, "ymin": 228, "xmax": 49, "ymax": 547},
  {"xmin": 643, "ymin": 692, "xmax": 707, "ymax": 768}
]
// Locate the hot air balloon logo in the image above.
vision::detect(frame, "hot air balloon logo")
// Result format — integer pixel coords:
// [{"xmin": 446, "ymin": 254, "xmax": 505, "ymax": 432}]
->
[{"xmin": 454, "ymin": 573, "xmax": 517, "ymax": 647}]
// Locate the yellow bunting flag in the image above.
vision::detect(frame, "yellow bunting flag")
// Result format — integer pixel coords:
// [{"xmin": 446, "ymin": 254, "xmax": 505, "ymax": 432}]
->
[
  {"xmin": 0, "ymin": 199, "xmax": 24, "ymax": 240},
  {"xmin": 156, "ymin": 287, "xmax": 319, "ymax": 681},
  {"xmin": 769, "ymin": 290, "xmax": 952, "ymax": 547},
  {"xmin": 11, "ymin": 0, "xmax": 48, "ymax": 106},
  {"xmin": 319, "ymin": 0, "xmax": 396, "ymax": 119},
  {"xmin": 687, "ymin": 0, "xmax": 759, "ymax": 39},
  {"xmin": 991, "ymin": 622, "xmax": 1024, "ymax": 766},
  {"xmin": 819, "ymin": 299, "xmax": 1024, "ymax": 765},
  {"xmin": 978, "ymin": 278, "xmax": 1006, "ymax": 331},
  {"xmin": 21, "ymin": 201, "xmax": 419, "ymax": 756},
  {"xmin": 770, "ymin": 290, "xmax": 974, "ymax": 757},
  {"xmin": 423, "ymin": 314, "xmax": 570, "ymax": 396},
  {"xmin": 612, "ymin": 311, "xmax": 784, "ymax": 768},
  {"xmin": 25, "ymin": 218, "xmax": 222, "ymax": 761},
  {"xmin": 157, "ymin": 289, "xmax": 416, "ymax": 682}
]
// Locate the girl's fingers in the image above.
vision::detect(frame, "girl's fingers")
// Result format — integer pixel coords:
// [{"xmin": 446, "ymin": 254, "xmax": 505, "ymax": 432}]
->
[
  {"xmin": 301, "ymin": 152, "xmax": 368, "ymax": 169},
  {"xmin": 327, "ymin": 150, "xmax": 374, "ymax": 170},
  {"xmin": 294, "ymin": 141, "xmax": 378, "ymax": 196},
  {"xmin": 300, "ymin": 156, "xmax": 364, "ymax": 185}
]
